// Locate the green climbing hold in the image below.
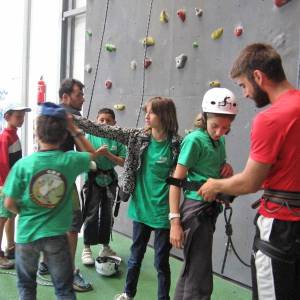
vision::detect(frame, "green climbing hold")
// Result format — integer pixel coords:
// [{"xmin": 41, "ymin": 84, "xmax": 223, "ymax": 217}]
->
[
  {"xmin": 105, "ymin": 43, "xmax": 117, "ymax": 52},
  {"xmin": 193, "ymin": 42, "xmax": 199, "ymax": 48}
]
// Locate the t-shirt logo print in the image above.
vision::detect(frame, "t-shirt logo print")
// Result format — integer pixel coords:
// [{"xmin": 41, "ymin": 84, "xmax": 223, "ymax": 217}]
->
[{"xmin": 30, "ymin": 170, "xmax": 67, "ymax": 208}]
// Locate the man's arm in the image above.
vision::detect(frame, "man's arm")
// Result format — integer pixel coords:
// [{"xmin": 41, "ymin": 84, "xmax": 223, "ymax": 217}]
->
[
  {"xmin": 4, "ymin": 197, "xmax": 19, "ymax": 214},
  {"xmin": 199, "ymin": 157, "xmax": 271, "ymax": 201}
]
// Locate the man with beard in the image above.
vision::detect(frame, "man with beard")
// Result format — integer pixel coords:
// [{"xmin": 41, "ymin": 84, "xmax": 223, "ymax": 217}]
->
[{"xmin": 199, "ymin": 43, "xmax": 300, "ymax": 300}]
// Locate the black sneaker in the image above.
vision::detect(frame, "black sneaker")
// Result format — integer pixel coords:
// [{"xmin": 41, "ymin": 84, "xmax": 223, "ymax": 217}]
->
[
  {"xmin": 38, "ymin": 262, "xmax": 49, "ymax": 275},
  {"xmin": 73, "ymin": 269, "xmax": 93, "ymax": 292}
]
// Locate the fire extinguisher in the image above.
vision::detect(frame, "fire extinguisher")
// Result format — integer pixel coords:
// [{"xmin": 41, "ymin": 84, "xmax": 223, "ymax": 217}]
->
[{"xmin": 37, "ymin": 76, "xmax": 46, "ymax": 105}]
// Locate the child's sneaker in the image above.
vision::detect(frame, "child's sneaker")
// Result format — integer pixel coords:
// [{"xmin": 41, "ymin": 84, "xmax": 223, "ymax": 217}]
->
[
  {"xmin": 73, "ymin": 269, "xmax": 93, "ymax": 292},
  {"xmin": 5, "ymin": 245, "xmax": 15, "ymax": 260},
  {"xmin": 99, "ymin": 245, "xmax": 117, "ymax": 257},
  {"xmin": 114, "ymin": 293, "xmax": 133, "ymax": 300},
  {"xmin": 38, "ymin": 261, "xmax": 49, "ymax": 275},
  {"xmin": 0, "ymin": 251, "xmax": 14, "ymax": 269},
  {"xmin": 81, "ymin": 248, "xmax": 95, "ymax": 266}
]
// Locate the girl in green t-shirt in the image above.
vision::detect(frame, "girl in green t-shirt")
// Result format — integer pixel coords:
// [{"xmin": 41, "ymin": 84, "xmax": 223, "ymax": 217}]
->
[
  {"xmin": 169, "ymin": 88, "xmax": 239, "ymax": 300},
  {"xmin": 75, "ymin": 97, "xmax": 181, "ymax": 300}
]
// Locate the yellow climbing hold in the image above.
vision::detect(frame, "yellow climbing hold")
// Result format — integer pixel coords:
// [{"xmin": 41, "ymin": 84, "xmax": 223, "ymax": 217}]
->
[
  {"xmin": 114, "ymin": 104, "xmax": 126, "ymax": 111},
  {"xmin": 209, "ymin": 80, "xmax": 221, "ymax": 88},
  {"xmin": 211, "ymin": 28, "xmax": 224, "ymax": 40},
  {"xmin": 160, "ymin": 10, "xmax": 169, "ymax": 23},
  {"xmin": 142, "ymin": 36, "xmax": 155, "ymax": 47}
]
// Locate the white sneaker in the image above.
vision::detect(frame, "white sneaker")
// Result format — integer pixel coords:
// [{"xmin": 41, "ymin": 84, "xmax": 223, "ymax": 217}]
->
[
  {"xmin": 81, "ymin": 248, "xmax": 95, "ymax": 266},
  {"xmin": 114, "ymin": 293, "xmax": 133, "ymax": 300},
  {"xmin": 99, "ymin": 245, "xmax": 117, "ymax": 257}
]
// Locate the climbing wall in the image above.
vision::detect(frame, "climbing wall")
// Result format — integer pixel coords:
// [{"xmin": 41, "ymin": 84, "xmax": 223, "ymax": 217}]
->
[{"xmin": 84, "ymin": 0, "xmax": 300, "ymax": 286}]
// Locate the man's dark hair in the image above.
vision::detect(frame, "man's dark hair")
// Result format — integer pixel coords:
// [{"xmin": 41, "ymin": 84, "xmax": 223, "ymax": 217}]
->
[
  {"xmin": 37, "ymin": 115, "xmax": 67, "ymax": 144},
  {"xmin": 97, "ymin": 108, "xmax": 115, "ymax": 120},
  {"xmin": 230, "ymin": 43, "xmax": 286, "ymax": 82},
  {"xmin": 59, "ymin": 78, "xmax": 84, "ymax": 99}
]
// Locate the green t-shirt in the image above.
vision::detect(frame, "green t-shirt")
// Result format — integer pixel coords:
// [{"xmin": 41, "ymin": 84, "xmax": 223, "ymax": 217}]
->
[
  {"xmin": 3, "ymin": 150, "xmax": 90, "ymax": 243},
  {"xmin": 86, "ymin": 134, "xmax": 126, "ymax": 186},
  {"xmin": 128, "ymin": 137, "xmax": 172, "ymax": 229},
  {"xmin": 178, "ymin": 129, "xmax": 226, "ymax": 201}
]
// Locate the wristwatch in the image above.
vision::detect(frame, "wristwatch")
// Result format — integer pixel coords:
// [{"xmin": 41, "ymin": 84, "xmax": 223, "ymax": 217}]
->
[{"xmin": 168, "ymin": 212, "xmax": 180, "ymax": 221}]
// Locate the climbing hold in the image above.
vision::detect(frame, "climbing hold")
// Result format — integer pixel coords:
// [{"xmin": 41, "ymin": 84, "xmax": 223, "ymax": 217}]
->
[
  {"xmin": 85, "ymin": 64, "xmax": 92, "ymax": 73},
  {"xmin": 193, "ymin": 42, "xmax": 199, "ymax": 48},
  {"xmin": 105, "ymin": 43, "xmax": 117, "ymax": 52},
  {"xmin": 142, "ymin": 36, "xmax": 155, "ymax": 47},
  {"xmin": 105, "ymin": 80, "xmax": 112, "ymax": 89},
  {"xmin": 177, "ymin": 9, "xmax": 186, "ymax": 22},
  {"xmin": 114, "ymin": 104, "xmax": 126, "ymax": 111},
  {"xmin": 175, "ymin": 54, "xmax": 188, "ymax": 69},
  {"xmin": 144, "ymin": 58, "xmax": 152, "ymax": 69},
  {"xmin": 86, "ymin": 29, "xmax": 92, "ymax": 37},
  {"xmin": 160, "ymin": 10, "xmax": 169, "ymax": 23},
  {"xmin": 195, "ymin": 8, "xmax": 203, "ymax": 17},
  {"xmin": 274, "ymin": 0, "xmax": 290, "ymax": 7},
  {"xmin": 209, "ymin": 80, "xmax": 221, "ymax": 88},
  {"xmin": 234, "ymin": 26, "xmax": 243, "ymax": 37},
  {"xmin": 211, "ymin": 28, "xmax": 223, "ymax": 40},
  {"xmin": 130, "ymin": 60, "xmax": 137, "ymax": 70}
]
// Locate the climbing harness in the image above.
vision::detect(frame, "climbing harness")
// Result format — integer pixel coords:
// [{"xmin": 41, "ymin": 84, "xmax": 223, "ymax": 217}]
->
[{"xmin": 167, "ymin": 177, "xmax": 250, "ymax": 273}]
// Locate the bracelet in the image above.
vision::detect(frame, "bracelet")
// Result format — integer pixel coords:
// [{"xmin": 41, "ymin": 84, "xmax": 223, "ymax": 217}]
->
[
  {"xmin": 168, "ymin": 212, "xmax": 180, "ymax": 221},
  {"xmin": 71, "ymin": 129, "xmax": 84, "ymax": 138}
]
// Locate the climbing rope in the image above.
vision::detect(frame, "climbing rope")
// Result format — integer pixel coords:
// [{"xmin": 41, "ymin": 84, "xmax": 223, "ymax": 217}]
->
[
  {"xmin": 86, "ymin": 0, "xmax": 111, "ymax": 119},
  {"xmin": 135, "ymin": 0, "xmax": 154, "ymax": 127},
  {"xmin": 221, "ymin": 204, "xmax": 251, "ymax": 274}
]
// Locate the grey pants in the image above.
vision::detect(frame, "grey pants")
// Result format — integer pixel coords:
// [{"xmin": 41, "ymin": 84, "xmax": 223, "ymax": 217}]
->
[{"xmin": 174, "ymin": 199, "xmax": 218, "ymax": 300}]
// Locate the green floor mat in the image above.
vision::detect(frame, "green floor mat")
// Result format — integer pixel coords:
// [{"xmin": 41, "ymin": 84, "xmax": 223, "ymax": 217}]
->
[{"xmin": 0, "ymin": 232, "xmax": 251, "ymax": 300}]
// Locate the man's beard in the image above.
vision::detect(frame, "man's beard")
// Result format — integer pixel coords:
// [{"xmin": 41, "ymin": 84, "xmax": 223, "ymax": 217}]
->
[{"xmin": 251, "ymin": 80, "xmax": 270, "ymax": 108}]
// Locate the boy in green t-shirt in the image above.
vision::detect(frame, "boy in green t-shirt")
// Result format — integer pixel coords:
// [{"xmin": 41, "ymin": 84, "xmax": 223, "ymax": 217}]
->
[
  {"xmin": 3, "ymin": 102, "xmax": 104, "ymax": 300},
  {"xmin": 81, "ymin": 108, "xmax": 126, "ymax": 266}
]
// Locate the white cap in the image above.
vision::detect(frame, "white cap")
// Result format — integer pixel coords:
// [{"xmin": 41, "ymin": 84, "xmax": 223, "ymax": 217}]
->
[
  {"xmin": 202, "ymin": 88, "xmax": 238, "ymax": 115},
  {"xmin": 2, "ymin": 101, "xmax": 31, "ymax": 115}
]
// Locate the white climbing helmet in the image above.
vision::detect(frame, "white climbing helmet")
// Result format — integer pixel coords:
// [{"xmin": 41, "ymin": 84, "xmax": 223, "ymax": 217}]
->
[
  {"xmin": 202, "ymin": 88, "xmax": 238, "ymax": 115},
  {"xmin": 95, "ymin": 255, "xmax": 121, "ymax": 276}
]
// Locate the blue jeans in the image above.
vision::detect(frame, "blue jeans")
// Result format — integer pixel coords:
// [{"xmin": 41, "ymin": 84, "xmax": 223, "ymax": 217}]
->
[
  {"xmin": 16, "ymin": 234, "xmax": 76, "ymax": 300},
  {"xmin": 124, "ymin": 221, "xmax": 171, "ymax": 300}
]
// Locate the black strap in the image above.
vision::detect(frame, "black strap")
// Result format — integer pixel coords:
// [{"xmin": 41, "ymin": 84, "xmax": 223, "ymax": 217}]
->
[
  {"xmin": 166, "ymin": 177, "xmax": 235, "ymax": 203},
  {"xmin": 166, "ymin": 177, "xmax": 204, "ymax": 191},
  {"xmin": 254, "ymin": 237, "xmax": 296, "ymax": 264},
  {"xmin": 263, "ymin": 189, "xmax": 300, "ymax": 208}
]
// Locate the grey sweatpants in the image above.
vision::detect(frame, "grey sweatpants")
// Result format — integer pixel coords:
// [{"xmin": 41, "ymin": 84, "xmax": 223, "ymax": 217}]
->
[{"xmin": 174, "ymin": 199, "xmax": 218, "ymax": 300}]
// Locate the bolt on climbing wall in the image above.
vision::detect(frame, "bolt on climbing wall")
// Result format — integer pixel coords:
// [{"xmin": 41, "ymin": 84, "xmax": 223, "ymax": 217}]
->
[{"xmin": 84, "ymin": 0, "xmax": 300, "ymax": 286}]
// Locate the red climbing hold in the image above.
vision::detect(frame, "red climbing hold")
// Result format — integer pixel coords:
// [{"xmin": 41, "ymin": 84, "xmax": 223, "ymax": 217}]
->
[
  {"xmin": 234, "ymin": 26, "xmax": 243, "ymax": 37},
  {"xmin": 274, "ymin": 0, "xmax": 290, "ymax": 7},
  {"xmin": 144, "ymin": 58, "xmax": 152, "ymax": 69},
  {"xmin": 105, "ymin": 80, "xmax": 112, "ymax": 89},
  {"xmin": 177, "ymin": 9, "xmax": 186, "ymax": 22}
]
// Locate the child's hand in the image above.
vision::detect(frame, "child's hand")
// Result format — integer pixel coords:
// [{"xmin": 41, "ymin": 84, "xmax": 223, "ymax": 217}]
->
[
  {"xmin": 96, "ymin": 144, "xmax": 110, "ymax": 156},
  {"xmin": 66, "ymin": 113, "xmax": 77, "ymax": 131},
  {"xmin": 220, "ymin": 163, "xmax": 233, "ymax": 178}
]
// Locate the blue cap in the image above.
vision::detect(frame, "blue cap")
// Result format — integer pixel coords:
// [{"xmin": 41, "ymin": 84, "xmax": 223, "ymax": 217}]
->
[{"xmin": 40, "ymin": 102, "xmax": 66, "ymax": 119}]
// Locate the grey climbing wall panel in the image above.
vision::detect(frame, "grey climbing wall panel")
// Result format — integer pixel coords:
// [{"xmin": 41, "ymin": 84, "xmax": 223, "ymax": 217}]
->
[{"xmin": 84, "ymin": 0, "xmax": 300, "ymax": 286}]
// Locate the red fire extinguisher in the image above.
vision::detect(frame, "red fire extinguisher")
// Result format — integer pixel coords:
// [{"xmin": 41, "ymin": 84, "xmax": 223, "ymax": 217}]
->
[{"xmin": 37, "ymin": 76, "xmax": 46, "ymax": 105}]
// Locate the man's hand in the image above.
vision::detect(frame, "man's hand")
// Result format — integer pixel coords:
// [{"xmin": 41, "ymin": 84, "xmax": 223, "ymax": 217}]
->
[
  {"xmin": 170, "ymin": 219, "xmax": 184, "ymax": 249},
  {"xmin": 198, "ymin": 178, "xmax": 219, "ymax": 202}
]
